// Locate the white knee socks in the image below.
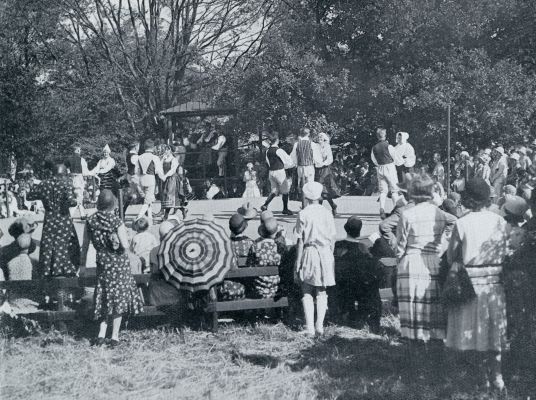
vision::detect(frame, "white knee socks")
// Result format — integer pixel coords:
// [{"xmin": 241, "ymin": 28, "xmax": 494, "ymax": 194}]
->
[
  {"xmin": 315, "ymin": 293, "xmax": 328, "ymax": 334},
  {"xmin": 302, "ymin": 294, "xmax": 315, "ymax": 335}
]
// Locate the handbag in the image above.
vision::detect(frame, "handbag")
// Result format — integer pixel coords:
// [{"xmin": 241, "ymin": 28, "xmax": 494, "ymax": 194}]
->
[{"xmin": 441, "ymin": 261, "xmax": 476, "ymax": 307}]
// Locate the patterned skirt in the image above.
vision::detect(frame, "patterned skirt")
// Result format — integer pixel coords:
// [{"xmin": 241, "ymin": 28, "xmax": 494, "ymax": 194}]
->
[
  {"xmin": 93, "ymin": 252, "xmax": 144, "ymax": 320},
  {"xmin": 396, "ymin": 252, "xmax": 445, "ymax": 341},
  {"xmin": 161, "ymin": 175, "xmax": 177, "ymax": 208},
  {"xmin": 315, "ymin": 166, "xmax": 341, "ymax": 199}
]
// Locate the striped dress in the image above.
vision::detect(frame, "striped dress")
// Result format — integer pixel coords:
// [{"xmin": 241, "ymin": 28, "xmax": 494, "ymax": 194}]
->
[
  {"xmin": 396, "ymin": 202, "xmax": 456, "ymax": 341},
  {"xmin": 446, "ymin": 211, "xmax": 510, "ymax": 352}
]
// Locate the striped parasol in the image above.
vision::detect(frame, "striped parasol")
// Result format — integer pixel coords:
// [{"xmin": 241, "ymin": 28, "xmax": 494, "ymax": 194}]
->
[{"xmin": 157, "ymin": 218, "xmax": 236, "ymax": 292}]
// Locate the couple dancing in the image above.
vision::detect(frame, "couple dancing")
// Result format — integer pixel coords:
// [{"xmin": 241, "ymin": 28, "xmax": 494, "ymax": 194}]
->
[{"xmin": 260, "ymin": 128, "xmax": 339, "ymax": 216}]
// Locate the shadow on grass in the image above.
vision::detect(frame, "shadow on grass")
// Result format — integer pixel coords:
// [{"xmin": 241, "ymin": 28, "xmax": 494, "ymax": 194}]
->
[{"xmin": 287, "ymin": 335, "xmax": 530, "ymax": 400}]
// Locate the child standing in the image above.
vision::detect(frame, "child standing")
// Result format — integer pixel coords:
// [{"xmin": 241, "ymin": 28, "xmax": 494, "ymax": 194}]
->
[
  {"xmin": 294, "ymin": 181, "xmax": 336, "ymax": 336},
  {"xmin": 130, "ymin": 218, "xmax": 158, "ymax": 273}
]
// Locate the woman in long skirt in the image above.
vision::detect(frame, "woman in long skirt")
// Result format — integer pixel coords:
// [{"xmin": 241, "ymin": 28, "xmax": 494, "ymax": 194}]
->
[
  {"xmin": 315, "ymin": 132, "xmax": 340, "ymax": 216},
  {"xmin": 242, "ymin": 163, "xmax": 261, "ymax": 198},
  {"xmin": 445, "ymin": 178, "xmax": 510, "ymax": 394},
  {"xmin": 81, "ymin": 190, "xmax": 143, "ymax": 346},
  {"xmin": 26, "ymin": 163, "xmax": 80, "ymax": 277},
  {"xmin": 396, "ymin": 173, "xmax": 456, "ymax": 375},
  {"xmin": 160, "ymin": 145, "xmax": 180, "ymax": 219}
]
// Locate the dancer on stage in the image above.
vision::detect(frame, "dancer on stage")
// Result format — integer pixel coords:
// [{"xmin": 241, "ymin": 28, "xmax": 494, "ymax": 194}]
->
[
  {"xmin": 91, "ymin": 144, "xmax": 117, "ymax": 193},
  {"xmin": 122, "ymin": 142, "xmax": 142, "ymax": 216},
  {"xmin": 66, "ymin": 145, "xmax": 90, "ymax": 219},
  {"xmin": 261, "ymin": 132, "xmax": 295, "ymax": 215},
  {"xmin": 371, "ymin": 128, "xmax": 400, "ymax": 219},
  {"xmin": 315, "ymin": 132, "xmax": 340, "ymax": 216},
  {"xmin": 394, "ymin": 131, "xmax": 416, "ymax": 182},
  {"xmin": 290, "ymin": 128, "xmax": 322, "ymax": 208},
  {"xmin": 136, "ymin": 139, "xmax": 164, "ymax": 224}
]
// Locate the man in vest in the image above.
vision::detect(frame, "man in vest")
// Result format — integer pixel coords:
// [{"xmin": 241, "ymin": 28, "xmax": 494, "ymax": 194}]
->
[
  {"xmin": 136, "ymin": 139, "xmax": 165, "ymax": 223},
  {"xmin": 66, "ymin": 145, "xmax": 90, "ymax": 219},
  {"xmin": 371, "ymin": 128, "xmax": 401, "ymax": 219},
  {"xmin": 261, "ymin": 132, "xmax": 295, "ymax": 215},
  {"xmin": 290, "ymin": 128, "xmax": 322, "ymax": 207},
  {"xmin": 211, "ymin": 129, "xmax": 228, "ymax": 177}
]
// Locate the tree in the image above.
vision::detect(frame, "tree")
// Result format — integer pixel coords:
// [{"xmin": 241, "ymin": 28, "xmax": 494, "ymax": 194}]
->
[{"xmin": 59, "ymin": 0, "xmax": 276, "ymax": 136}]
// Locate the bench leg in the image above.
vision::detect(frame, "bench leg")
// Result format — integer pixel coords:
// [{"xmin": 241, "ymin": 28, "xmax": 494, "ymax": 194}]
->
[{"xmin": 211, "ymin": 311, "xmax": 219, "ymax": 332}]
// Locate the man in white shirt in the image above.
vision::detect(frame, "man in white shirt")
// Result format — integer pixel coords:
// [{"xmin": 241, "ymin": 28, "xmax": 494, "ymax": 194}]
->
[
  {"xmin": 290, "ymin": 128, "xmax": 323, "ymax": 207},
  {"xmin": 67, "ymin": 145, "xmax": 91, "ymax": 219},
  {"xmin": 371, "ymin": 128, "xmax": 401, "ymax": 219},
  {"xmin": 490, "ymin": 146, "xmax": 508, "ymax": 204},
  {"xmin": 136, "ymin": 139, "xmax": 164, "ymax": 223},
  {"xmin": 394, "ymin": 131, "xmax": 416, "ymax": 182},
  {"xmin": 261, "ymin": 132, "xmax": 295, "ymax": 215},
  {"xmin": 211, "ymin": 131, "xmax": 228, "ymax": 177}
]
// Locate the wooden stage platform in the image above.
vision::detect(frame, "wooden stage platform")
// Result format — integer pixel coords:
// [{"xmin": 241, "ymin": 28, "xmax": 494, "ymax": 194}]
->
[{"xmin": 0, "ymin": 196, "xmax": 393, "ymax": 269}]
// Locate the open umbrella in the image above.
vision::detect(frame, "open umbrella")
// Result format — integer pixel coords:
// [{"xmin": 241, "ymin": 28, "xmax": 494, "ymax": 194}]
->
[{"xmin": 157, "ymin": 218, "xmax": 236, "ymax": 292}]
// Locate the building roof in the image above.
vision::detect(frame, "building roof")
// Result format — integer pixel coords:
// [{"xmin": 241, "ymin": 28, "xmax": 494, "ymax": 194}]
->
[{"xmin": 160, "ymin": 101, "xmax": 237, "ymax": 118}]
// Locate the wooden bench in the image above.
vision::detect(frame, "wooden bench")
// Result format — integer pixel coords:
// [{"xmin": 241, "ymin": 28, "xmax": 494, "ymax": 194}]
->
[
  {"xmin": 1, "ymin": 257, "xmax": 394, "ymax": 330},
  {"xmin": 206, "ymin": 256, "xmax": 288, "ymax": 331}
]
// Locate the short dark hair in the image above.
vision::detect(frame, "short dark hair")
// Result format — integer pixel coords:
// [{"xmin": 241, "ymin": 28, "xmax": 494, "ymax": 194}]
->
[{"xmin": 144, "ymin": 139, "xmax": 154, "ymax": 149}]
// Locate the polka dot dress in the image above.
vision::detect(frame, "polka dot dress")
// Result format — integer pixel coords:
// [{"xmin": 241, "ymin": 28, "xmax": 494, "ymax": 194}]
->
[
  {"xmin": 87, "ymin": 211, "xmax": 143, "ymax": 320},
  {"xmin": 26, "ymin": 176, "xmax": 80, "ymax": 277}
]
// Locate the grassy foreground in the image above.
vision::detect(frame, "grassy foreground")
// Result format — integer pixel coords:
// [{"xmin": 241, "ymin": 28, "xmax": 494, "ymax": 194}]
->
[{"xmin": 0, "ymin": 317, "xmax": 534, "ymax": 400}]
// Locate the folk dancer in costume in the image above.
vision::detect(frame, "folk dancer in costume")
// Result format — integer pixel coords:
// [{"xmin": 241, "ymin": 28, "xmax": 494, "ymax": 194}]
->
[
  {"xmin": 371, "ymin": 128, "xmax": 401, "ymax": 220},
  {"xmin": 90, "ymin": 144, "xmax": 117, "ymax": 194},
  {"xmin": 160, "ymin": 145, "xmax": 182, "ymax": 220},
  {"xmin": 290, "ymin": 128, "xmax": 323, "ymax": 208},
  {"xmin": 122, "ymin": 142, "xmax": 142, "ymax": 216},
  {"xmin": 315, "ymin": 132, "xmax": 340, "ymax": 216},
  {"xmin": 242, "ymin": 162, "xmax": 261, "ymax": 198},
  {"xmin": 261, "ymin": 132, "xmax": 295, "ymax": 215},
  {"xmin": 66, "ymin": 145, "xmax": 91, "ymax": 219},
  {"xmin": 211, "ymin": 130, "xmax": 228, "ymax": 177},
  {"xmin": 394, "ymin": 131, "xmax": 416, "ymax": 183},
  {"xmin": 136, "ymin": 139, "xmax": 164, "ymax": 224}
]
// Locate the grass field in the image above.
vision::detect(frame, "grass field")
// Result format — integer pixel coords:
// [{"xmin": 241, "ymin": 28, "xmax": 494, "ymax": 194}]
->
[{"xmin": 1, "ymin": 315, "xmax": 535, "ymax": 400}]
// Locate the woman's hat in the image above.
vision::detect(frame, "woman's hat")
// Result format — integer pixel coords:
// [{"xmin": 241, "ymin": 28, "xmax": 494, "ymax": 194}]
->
[
  {"xmin": 103, "ymin": 144, "xmax": 111, "ymax": 153},
  {"xmin": 302, "ymin": 181, "xmax": 323, "ymax": 201},
  {"xmin": 159, "ymin": 220, "xmax": 176, "ymax": 238},
  {"xmin": 229, "ymin": 213, "xmax": 247, "ymax": 234},
  {"xmin": 503, "ymin": 196, "xmax": 529, "ymax": 217},
  {"xmin": 258, "ymin": 218, "xmax": 278, "ymax": 238},
  {"xmin": 260, "ymin": 210, "xmax": 274, "ymax": 222},
  {"xmin": 246, "ymin": 162, "xmax": 254, "ymax": 169},
  {"xmin": 97, "ymin": 189, "xmax": 116, "ymax": 211},
  {"xmin": 510, "ymin": 152, "xmax": 520, "ymax": 161},
  {"xmin": 237, "ymin": 202, "xmax": 258, "ymax": 220},
  {"xmin": 464, "ymin": 178, "xmax": 490, "ymax": 203}
]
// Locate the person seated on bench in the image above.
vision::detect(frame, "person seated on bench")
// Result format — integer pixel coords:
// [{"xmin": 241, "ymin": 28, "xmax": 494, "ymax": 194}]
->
[
  {"xmin": 260, "ymin": 210, "xmax": 288, "ymax": 254},
  {"xmin": 333, "ymin": 216, "xmax": 383, "ymax": 333},
  {"xmin": 6, "ymin": 234, "xmax": 33, "ymax": 281},
  {"xmin": 0, "ymin": 218, "xmax": 37, "ymax": 281},
  {"xmin": 246, "ymin": 218, "xmax": 281, "ymax": 299},
  {"xmin": 217, "ymin": 214, "xmax": 252, "ymax": 301},
  {"xmin": 146, "ymin": 217, "xmax": 185, "ymax": 307}
]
